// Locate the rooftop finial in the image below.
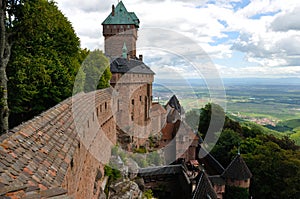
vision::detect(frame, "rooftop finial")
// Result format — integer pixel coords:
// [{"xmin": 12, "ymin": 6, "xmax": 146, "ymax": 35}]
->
[
  {"xmin": 122, "ymin": 42, "xmax": 127, "ymax": 58},
  {"xmin": 237, "ymin": 142, "xmax": 241, "ymax": 155}
]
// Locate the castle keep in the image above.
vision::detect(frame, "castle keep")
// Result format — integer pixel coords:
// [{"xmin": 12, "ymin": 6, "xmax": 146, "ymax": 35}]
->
[
  {"xmin": 102, "ymin": 1, "xmax": 139, "ymax": 59},
  {"xmin": 0, "ymin": 1, "xmax": 252, "ymax": 198}
]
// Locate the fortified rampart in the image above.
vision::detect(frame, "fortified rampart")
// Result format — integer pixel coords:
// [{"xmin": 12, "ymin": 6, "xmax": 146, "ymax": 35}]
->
[{"xmin": 0, "ymin": 89, "xmax": 117, "ymax": 198}]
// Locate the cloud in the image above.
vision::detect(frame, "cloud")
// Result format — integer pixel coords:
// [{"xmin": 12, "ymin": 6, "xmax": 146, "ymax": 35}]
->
[
  {"xmin": 56, "ymin": 0, "xmax": 112, "ymax": 12},
  {"xmin": 217, "ymin": 64, "xmax": 300, "ymax": 78},
  {"xmin": 271, "ymin": 6, "xmax": 300, "ymax": 31},
  {"xmin": 55, "ymin": 0, "xmax": 300, "ymax": 78}
]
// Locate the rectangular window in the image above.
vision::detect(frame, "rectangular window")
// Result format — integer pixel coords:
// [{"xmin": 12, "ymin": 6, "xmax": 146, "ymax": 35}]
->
[{"xmin": 132, "ymin": 99, "xmax": 134, "ymax": 105}]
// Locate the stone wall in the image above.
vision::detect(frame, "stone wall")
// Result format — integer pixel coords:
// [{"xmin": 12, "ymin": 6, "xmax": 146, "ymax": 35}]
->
[
  {"xmin": 0, "ymin": 89, "xmax": 117, "ymax": 199},
  {"xmin": 226, "ymin": 179, "xmax": 250, "ymax": 188},
  {"xmin": 103, "ymin": 27, "xmax": 138, "ymax": 58},
  {"xmin": 112, "ymin": 73, "xmax": 154, "ymax": 147}
]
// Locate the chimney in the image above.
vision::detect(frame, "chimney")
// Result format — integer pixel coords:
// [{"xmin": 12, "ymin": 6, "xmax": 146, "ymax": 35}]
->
[
  {"xmin": 139, "ymin": 54, "xmax": 143, "ymax": 61},
  {"xmin": 112, "ymin": 5, "xmax": 115, "ymax": 16}
]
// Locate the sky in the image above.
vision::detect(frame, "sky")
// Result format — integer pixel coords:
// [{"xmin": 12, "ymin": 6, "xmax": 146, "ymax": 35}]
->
[{"xmin": 55, "ymin": 0, "xmax": 300, "ymax": 79}]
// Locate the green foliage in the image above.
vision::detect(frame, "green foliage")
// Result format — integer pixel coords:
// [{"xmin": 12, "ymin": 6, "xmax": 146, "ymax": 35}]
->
[
  {"xmin": 73, "ymin": 67, "xmax": 86, "ymax": 94},
  {"xmin": 134, "ymin": 147, "xmax": 147, "ymax": 154},
  {"xmin": 143, "ymin": 189, "xmax": 154, "ymax": 199},
  {"xmin": 104, "ymin": 165, "xmax": 121, "ymax": 181},
  {"xmin": 224, "ymin": 186, "xmax": 249, "ymax": 199},
  {"xmin": 201, "ymin": 102, "xmax": 300, "ymax": 198},
  {"xmin": 146, "ymin": 151, "xmax": 162, "ymax": 166},
  {"xmin": 185, "ymin": 109, "xmax": 200, "ymax": 131},
  {"xmin": 7, "ymin": 0, "xmax": 87, "ymax": 127},
  {"xmin": 104, "ymin": 164, "xmax": 121, "ymax": 197},
  {"xmin": 211, "ymin": 129, "xmax": 242, "ymax": 166},
  {"xmin": 242, "ymin": 121, "xmax": 283, "ymax": 137},
  {"xmin": 198, "ymin": 103, "xmax": 225, "ymax": 137},
  {"xmin": 290, "ymin": 130, "xmax": 300, "ymax": 145},
  {"xmin": 244, "ymin": 142, "xmax": 300, "ymax": 199},
  {"xmin": 81, "ymin": 49, "xmax": 111, "ymax": 92},
  {"xmin": 277, "ymin": 119, "xmax": 300, "ymax": 129},
  {"xmin": 0, "ymin": 86, "xmax": 3, "ymax": 107}
]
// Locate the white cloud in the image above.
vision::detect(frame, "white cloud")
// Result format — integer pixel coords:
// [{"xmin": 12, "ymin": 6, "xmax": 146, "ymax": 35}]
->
[
  {"xmin": 55, "ymin": 0, "xmax": 300, "ymax": 78},
  {"xmin": 271, "ymin": 6, "xmax": 300, "ymax": 31}
]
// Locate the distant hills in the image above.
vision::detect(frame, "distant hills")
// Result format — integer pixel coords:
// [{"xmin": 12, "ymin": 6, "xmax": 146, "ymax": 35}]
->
[{"xmin": 154, "ymin": 77, "xmax": 300, "ymax": 86}]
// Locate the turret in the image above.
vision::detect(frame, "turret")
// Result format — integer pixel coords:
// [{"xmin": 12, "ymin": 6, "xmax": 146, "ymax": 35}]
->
[
  {"xmin": 222, "ymin": 154, "xmax": 252, "ymax": 189},
  {"xmin": 102, "ymin": 1, "xmax": 140, "ymax": 58}
]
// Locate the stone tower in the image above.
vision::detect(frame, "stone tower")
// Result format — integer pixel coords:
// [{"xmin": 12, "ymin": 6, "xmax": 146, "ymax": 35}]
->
[
  {"xmin": 222, "ymin": 154, "xmax": 252, "ymax": 189},
  {"xmin": 103, "ymin": 1, "xmax": 155, "ymax": 147},
  {"xmin": 102, "ymin": 1, "xmax": 140, "ymax": 59}
]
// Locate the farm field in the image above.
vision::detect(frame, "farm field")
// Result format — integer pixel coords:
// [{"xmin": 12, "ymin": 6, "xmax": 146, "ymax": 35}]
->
[{"xmin": 153, "ymin": 78, "xmax": 300, "ymax": 144}]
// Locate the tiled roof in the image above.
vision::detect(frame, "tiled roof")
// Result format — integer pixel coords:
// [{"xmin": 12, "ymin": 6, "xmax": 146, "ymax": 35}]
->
[
  {"xmin": 138, "ymin": 165, "xmax": 184, "ymax": 176},
  {"xmin": 209, "ymin": 175, "xmax": 226, "ymax": 186},
  {"xmin": 0, "ymin": 89, "xmax": 113, "ymax": 198},
  {"xmin": 192, "ymin": 171, "xmax": 218, "ymax": 199},
  {"xmin": 222, "ymin": 154, "xmax": 252, "ymax": 180},
  {"xmin": 102, "ymin": 1, "xmax": 140, "ymax": 27},
  {"xmin": 166, "ymin": 95, "xmax": 182, "ymax": 114},
  {"xmin": 110, "ymin": 58, "xmax": 155, "ymax": 74},
  {"xmin": 198, "ymin": 147, "xmax": 225, "ymax": 175}
]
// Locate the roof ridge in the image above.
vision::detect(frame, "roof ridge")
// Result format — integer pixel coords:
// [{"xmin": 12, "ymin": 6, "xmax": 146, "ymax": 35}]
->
[
  {"xmin": 102, "ymin": 1, "xmax": 139, "ymax": 26},
  {"xmin": 222, "ymin": 154, "xmax": 252, "ymax": 180}
]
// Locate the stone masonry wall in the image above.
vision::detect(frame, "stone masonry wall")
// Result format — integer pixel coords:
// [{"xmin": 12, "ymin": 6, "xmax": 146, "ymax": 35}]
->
[
  {"xmin": 0, "ymin": 88, "xmax": 117, "ymax": 199},
  {"xmin": 104, "ymin": 27, "xmax": 138, "ymax": 58}
]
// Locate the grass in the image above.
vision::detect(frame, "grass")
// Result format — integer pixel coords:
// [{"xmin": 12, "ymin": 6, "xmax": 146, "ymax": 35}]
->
[{"xmin": 290, "ymin": 130, "xmax": 300, "ymax": 146}]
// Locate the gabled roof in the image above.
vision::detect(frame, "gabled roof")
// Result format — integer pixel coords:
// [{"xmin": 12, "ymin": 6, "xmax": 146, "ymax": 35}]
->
[
  {"xmin": 0, "ymin": 89, "xmax": 113, "ymax": 198},
  {"xmin": 222, "ymin": 154, "xmax": 252, "ymax": 180},
  {"xmin": 138, "ymin": 165, "xmax": 184, "ymax": 176},
  {"xmin": 110, "ymin": 58, "xmax": 154, "ymax": 74},
  {"xmin": 192, "ymin": 171, "xmax": 218, "ymax": 199},
  {"xmin": 166, "ymin": 95, "xmax": 182, "ymax": 114},
  {"xmin": 198, "ymin": 147, "xmax": 225, "ymax": 175},
  {"xmin": 102, "ymin": 1, "xmax": 140, "ymax": 27}
]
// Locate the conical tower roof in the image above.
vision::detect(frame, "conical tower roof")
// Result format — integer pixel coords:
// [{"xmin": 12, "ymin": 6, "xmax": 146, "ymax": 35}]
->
[
  {"xmin": 166, "ymin": 95, "xmax": 182, "ymax": 114},
  {"xmin": 222, "ymin": 154, "xmax": 252, "ymax": 180},
  {"xmin": 192, "ymin": 171, "xmax": 218, "ymax": 199},
  {"xmin": 102, "ymin": 1, "xmax": 140, "ymax": 27}
]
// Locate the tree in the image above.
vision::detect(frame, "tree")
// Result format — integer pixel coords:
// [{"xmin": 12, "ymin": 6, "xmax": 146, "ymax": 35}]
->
[
  {"xmin": 211, "ymin": 129, "xmax": 242, "ymax": 166},
  {"xmin": 198, "ymin": 103, "xmax": 225, "ymax": 137},
  {"xmin": 224, "ymin": 186, "xmax": 249, "ymax": 199},
  {"xmin": 185, "ymin": 109, "xmax": 200, "ymax": 131},
  {"xmin": 0, "ymin": 0, "xmax": 23, "ymax": 134},
  {"xmin": 244, "ymin": 141, "xmax": 300, "ymax": 198},
  {"xmin": 7, "ymin": 0, "xmax": 87, "ymax": 128},
  {"xmin": 81, "ymin": 49, "xmax": 111, "ymax": 93}
]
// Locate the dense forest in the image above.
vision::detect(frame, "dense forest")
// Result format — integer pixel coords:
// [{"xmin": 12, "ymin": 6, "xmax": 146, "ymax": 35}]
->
[
  {"xmin": 0, "ymin": 0, "xmax": 111, "ymax": 133},
  {"xmin": 189, "ymin": 103, "xmax": 300, "ymax": 199}
]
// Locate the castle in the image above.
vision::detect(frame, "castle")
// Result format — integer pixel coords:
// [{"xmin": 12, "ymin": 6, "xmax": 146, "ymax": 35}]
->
[{"xmin": 0, "ymin": 1, "xmax": 252, "ymax": 198}]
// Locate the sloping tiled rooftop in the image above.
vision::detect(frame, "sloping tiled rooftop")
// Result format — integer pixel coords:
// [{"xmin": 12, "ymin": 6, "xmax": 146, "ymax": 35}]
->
[
  {"xmin": 138, "ymin": 165, "xmax": 184, "ymax": 176},
  {"xmin": 192, "ymin": 171, "xmax": 218, "ymax": 199},
  {"xmin": 0, "ymin": 89, "xmax": 113, "ymax": 198},
  {"xmin": 110, "ymin": 58, "xmax": 155, "ymax": 74},
  {"xmin": 102, "ymin": 1, "xmax": 140, "ymax": 27},
  {"xmin": 166, "ymin": 95, "xmax": 182, "ymax": 114},
  {"xmin": 222, "ymin": 154, "xmax": 252, "ymax": 180},
  {"xmin": 198, "ymin": 147, "xmax": 225, "ymax": 175}
]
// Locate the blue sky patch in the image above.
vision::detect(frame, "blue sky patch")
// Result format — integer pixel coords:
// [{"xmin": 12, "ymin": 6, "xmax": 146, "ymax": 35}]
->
[
  {"xmin": 250, "ymin": 10, "xmax": 281, "ymax": 19},
  {"xmin": 209, "ymin": 31, "xmax": 240, "ymax": 46},
  {"xmin": 231, "ymin": 0, "xmax": 251, "ymax": 12}
]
